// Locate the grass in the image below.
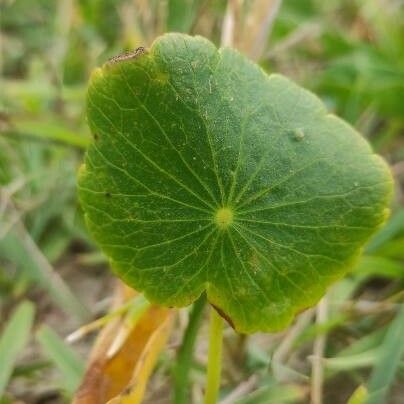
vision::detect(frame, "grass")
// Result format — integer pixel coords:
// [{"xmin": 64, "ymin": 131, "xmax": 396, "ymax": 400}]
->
[
  {"xmin": 36, "ymin": 325, "xmax": 85, "ymax": 396},
  {"xmin": 0, "ymin": 0, "xmax": 403, "ymax": 403},
  {"xmin": 0, "ymin": 301, "xmax": 35, "ymax": 396}
]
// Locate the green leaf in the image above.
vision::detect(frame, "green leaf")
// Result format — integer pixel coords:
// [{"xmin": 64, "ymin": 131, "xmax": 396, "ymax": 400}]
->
[
  {"xmin": 0, "ymin": 301, "xmax": 35, "ymax": 396},
  {"xmin": 78, "ymin": 33, "xmax": 393, "ymax": 333}
]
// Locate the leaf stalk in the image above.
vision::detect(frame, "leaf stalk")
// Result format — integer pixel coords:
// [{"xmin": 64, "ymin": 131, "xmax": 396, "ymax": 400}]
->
[{"xmin": 204, "ymin": 306, "xmax": 224, "ymax": 404}]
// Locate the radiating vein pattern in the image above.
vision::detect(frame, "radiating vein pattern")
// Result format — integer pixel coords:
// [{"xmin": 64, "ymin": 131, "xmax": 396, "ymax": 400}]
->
[{"xmin": 78, "ymin": 33, "xmax": 393, "ymax": 333}]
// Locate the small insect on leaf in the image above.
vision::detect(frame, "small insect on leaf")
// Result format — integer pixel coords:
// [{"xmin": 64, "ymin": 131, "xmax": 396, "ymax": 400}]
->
[
  {"xmin": 108, "ymin": 47, "xmax": 147, "ymax": 64},
  {"xmin": 78, "ymin": 33, "xmax": 393, "ymax": 334}
]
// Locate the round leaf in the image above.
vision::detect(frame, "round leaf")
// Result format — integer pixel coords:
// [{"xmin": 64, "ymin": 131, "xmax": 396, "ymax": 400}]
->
[{"xmin": 78, "ymin": 34, "xmax": 393, "ymax": 333}]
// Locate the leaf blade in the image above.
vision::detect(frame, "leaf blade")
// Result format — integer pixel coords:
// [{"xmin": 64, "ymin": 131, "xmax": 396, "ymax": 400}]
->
[{"xmin": 79, "ymin": 33, "xmax": 393, "ymax": 333}]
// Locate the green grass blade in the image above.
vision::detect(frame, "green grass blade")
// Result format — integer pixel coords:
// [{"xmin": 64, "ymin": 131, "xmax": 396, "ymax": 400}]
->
[
  {"xmin": 36, "ymin": 325, "xmax": 85, "ymax": 395},
  {"xmin": 353, "ymin": 256, "xmax": 404, "ymax": 279},
  {"xmin": 167, "ymin": 0, "xmax": 201, "ymax": 32},
  {"xmin": 365, "ymin": 209, "xmax": 404, "ymax": 253},
  {"xmin": 173, "ymin": 293, "xmax": 206, "ymax": 404},
  {"xmin": 366, "ymin": 304, "xmax": 404, "ymax": 404},
  {"xmin": 235, "ymin": 382, "xmax": 306, "ymax": 404},
  {"xmin": 10, "ymin": 120, "xmax": 90, "ymax": 149},
  {"xmin": 0, "ymin": 233, "xmax": 90, "ymax": 322},
  {"xmin": 0, "ymin": 301, "xmax": 35, "ymax": 396},
  {"xmin": 324, "ymin": 349, "xmax": 380, "ymax": 371},
  {"xmin": 335, "ymin": 327, "xmax": 386, "ymax": 358}
]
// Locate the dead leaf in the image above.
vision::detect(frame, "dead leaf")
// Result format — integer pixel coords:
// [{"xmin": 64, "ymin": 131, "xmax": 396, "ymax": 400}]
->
[
  {"xmin": 107, "ymin": 312, "xmax": 174, "ymax": 404},
  {"xmin": 73, "ymin": 282, "xmax": 174, "ymax": 404}
]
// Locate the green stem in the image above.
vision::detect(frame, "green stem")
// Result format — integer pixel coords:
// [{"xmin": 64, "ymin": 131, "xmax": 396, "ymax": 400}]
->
[
  {"xmin": 204, "ymin": 306, "xmax": 224, "ymax": 404},
  {"xmin": 173, "ymin": 294, "xmax": 206, "ymax": 404}
]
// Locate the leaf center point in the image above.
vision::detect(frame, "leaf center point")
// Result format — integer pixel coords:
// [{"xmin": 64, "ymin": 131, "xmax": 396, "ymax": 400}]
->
[{"xmin": 215, "ymin": 207, "xmax": 234, "ymax": 229}]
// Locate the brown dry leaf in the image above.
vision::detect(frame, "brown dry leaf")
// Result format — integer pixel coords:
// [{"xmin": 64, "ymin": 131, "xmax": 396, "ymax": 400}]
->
[
  {"xmin": 107, "ymin": 312, "xmax": 174, "ymax": 404},
  {"xmin": 73, "ymin": 282, "xmax": 174, "ymax": 404}
]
